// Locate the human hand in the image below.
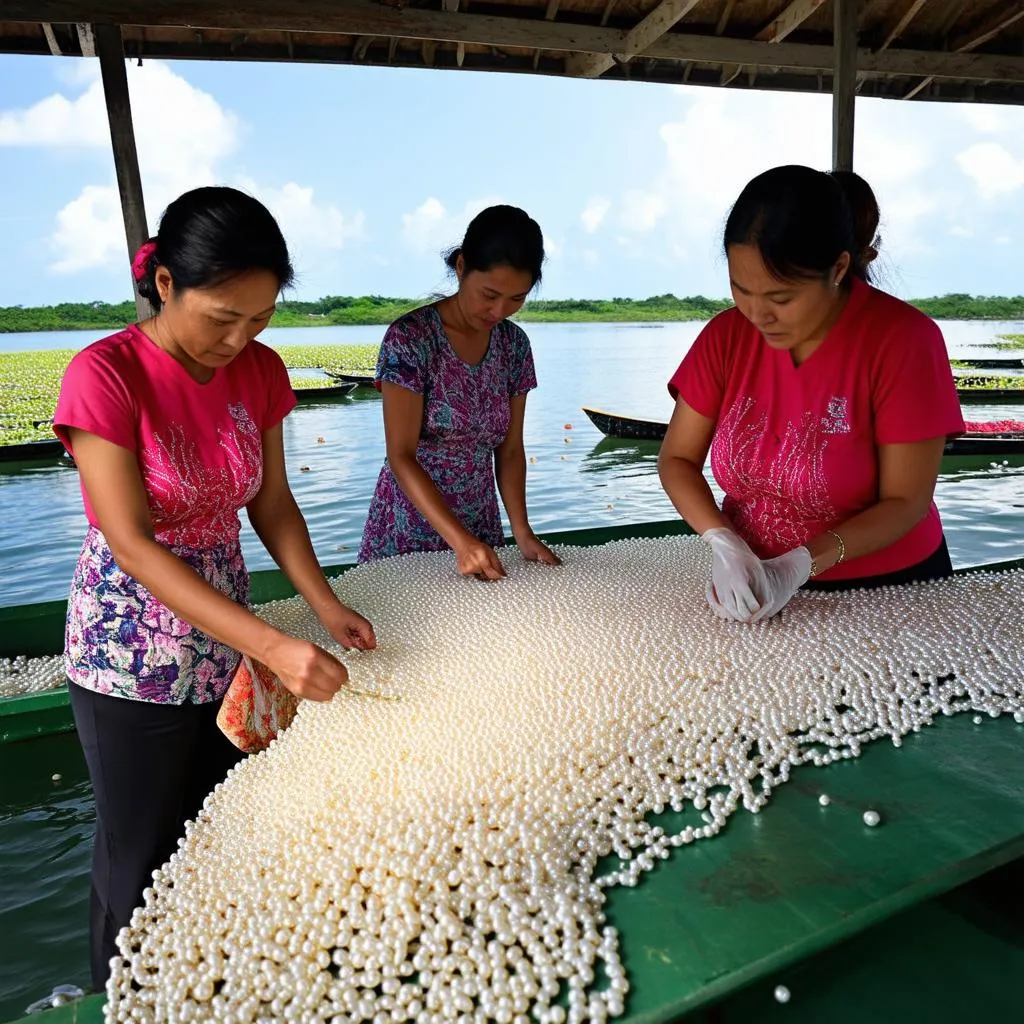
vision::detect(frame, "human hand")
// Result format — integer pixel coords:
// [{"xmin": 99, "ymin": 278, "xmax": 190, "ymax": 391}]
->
[
  {"xmin": 455, "ymin": 538, "xmax": 507, "ymax": 580},
  {"xmin": 319, "ymin": 603, "xmax": 377, "ymax": 650},
  {"xmin": 703, "ymin": 528, "xmax": 768, "ymax": 621},
  {"xmin": 265, "ymin": 634, "xmax": 349, "ymax": 702},
  {"xmin": 516, "ymin": 531, "xmax": 562, "ymax": 566},
  {"xmin": 749, "ymin": 547, "xmax": 813, "ymax": 622}
]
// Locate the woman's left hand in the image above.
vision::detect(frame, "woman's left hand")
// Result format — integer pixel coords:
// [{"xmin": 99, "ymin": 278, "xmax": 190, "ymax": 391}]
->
[
  {"xmin": 748, "ymin": 547, "xmax": 812, "ymax": 622},
  {"xmin": 516, "ymin": 531, "xmax": 562, "ymax": 566},
  {"xmin": 319, "ymin": 603, "xmax": 378, "ymax": 650}
]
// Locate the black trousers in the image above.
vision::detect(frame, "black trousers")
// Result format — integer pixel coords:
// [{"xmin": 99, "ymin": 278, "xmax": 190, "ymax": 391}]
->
[
  {"xmin": 67, "ymin": 681, "xmax": 244, "ymax": 989},
  {"xmin": 803, "ymin": 536, "xmax": 954, "ymax": 593}
]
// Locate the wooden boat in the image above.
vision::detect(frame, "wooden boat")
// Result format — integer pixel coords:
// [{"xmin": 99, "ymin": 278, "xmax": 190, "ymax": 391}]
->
[
  {"xmin": 291, "ymin": 380, "xmax": 358, "ymax": 402},
  {"xmin": 0, "ymin": 438, "xmax": 68, "ymax": 463},
  {"xmin": 957, "ymin": 356, "xmax": 1024, "ymax": 370},
  {"xmin": 582, "ymin": 407, "xmax": 1024, "ymax": 468},
  {"xmin": 0, "ymin": 384, "xmax": 358, "ymax": 464},
  {"xmin": 324, "ymin": 370, "xmax": 376, "ymax": 387},
  {"xmin": 2, "ymin": 521, "xmax": 1022, "ymax": 1024}
]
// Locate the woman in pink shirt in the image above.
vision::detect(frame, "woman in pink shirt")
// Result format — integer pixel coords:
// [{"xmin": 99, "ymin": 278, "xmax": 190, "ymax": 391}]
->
[
  {"xmin": 53, "ymin": 186, "xmax": 376, "ymax": 988},
  {"xmin": 659, "ymin": 165, "xmax": 964, "ymax": 622}
]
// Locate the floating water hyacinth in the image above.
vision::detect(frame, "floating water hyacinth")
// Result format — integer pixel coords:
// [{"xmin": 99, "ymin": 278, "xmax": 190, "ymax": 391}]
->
[{"xmin": 50, "ymin": 536, "xmax": 1024, "ymax": 1023}]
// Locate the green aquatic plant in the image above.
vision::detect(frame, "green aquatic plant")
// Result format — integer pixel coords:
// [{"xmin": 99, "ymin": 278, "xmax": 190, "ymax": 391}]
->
[{"xmin": 0, "ymin": 345, "xmax": 380, "ymax": 447}]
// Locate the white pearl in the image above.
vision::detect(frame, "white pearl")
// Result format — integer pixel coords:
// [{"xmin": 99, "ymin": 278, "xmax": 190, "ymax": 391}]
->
[
  {"xmin": 862, "ymin": 810, "xmax": 882, "ymax": 827},
  {"xmin": 774, "ymin": 984, "xmax": 791, "ymax": 1004},
  {"xmin": 24, "ymin": 537, "xmax": 1017, "ymax": 1024}
]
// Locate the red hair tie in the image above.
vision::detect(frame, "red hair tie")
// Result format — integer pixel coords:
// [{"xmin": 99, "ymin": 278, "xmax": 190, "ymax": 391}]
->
[{"xmin": 131, "ymin": 240, "xmax": 157, "ymax": 282}]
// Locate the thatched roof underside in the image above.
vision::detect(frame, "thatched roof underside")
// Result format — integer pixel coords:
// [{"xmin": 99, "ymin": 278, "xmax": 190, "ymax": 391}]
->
[{"xmin": 3, "ymin": 1, "xmax": 1024, "ymax": 105}]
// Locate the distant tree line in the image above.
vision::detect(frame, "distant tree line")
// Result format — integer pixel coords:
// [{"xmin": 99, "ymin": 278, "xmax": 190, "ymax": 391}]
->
[{"xmin": 2, "ymin": 292, "xmax": 1023, "ymax": 333}]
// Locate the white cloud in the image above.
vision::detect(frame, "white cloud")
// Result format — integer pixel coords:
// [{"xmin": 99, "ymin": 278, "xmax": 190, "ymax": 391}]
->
[
  {"xmin": 958, "ymin": 106, "xmax": 1011, "ymax": 135},
  {"xmin": 581, "ymin": 196, "xmax": 610, "ymax": 233},
  {"xmin": 956, "ymin": 142, "xmax": 1024, "ymax": 200},
  {"xmin": 995, "ymin": 235, "xmax": 1012, "ymax": 245},
  {"xmin": 950, "ymin": 224, "xmax": 973, "ymax": 238},
  {"xmin": 0, "ymin": 88, "xmax": 106, "ymax": 146},
  {"xmin": 582, "ymin": 249, "xmax": 599, "ymax": 267},
  {"xmin": 620, "ymin": 190, "xmax": 666, "ymax": 232},
  {"xmin": 544, "ymin": 234, "xmax": 563, "ymax": 260},
  {"xmin": 400, "ymin": 195, "xmax": 502, "ymax": 254},
  {"xmin": 50, "ymin": 185, "xmax": 125, "ymax": 273},
  {"xmin": 239, "ymin": 179, "xmax": 365, "ymax": 254},
  {"xmin": 1, "ymin": 61, "xmax": 362, "ymax": 277}
]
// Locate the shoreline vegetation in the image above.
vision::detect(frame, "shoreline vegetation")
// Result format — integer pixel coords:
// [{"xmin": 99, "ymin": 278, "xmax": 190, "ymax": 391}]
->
[
  {"xmin": 2, "ymin": 293, "xmax": 1024, "ymax": 334},
  {"xmin": 2, "ymin": 336, "xmax": 1022, "ymax": 448}
]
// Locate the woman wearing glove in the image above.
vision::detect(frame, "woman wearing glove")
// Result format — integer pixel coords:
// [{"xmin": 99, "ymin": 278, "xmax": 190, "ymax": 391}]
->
[{"xmin": 659, "ymin": 165, "xmax": 963, "ymax": 622}]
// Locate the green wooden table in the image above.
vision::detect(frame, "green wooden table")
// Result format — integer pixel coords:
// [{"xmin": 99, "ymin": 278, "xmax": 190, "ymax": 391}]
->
[{"xmin": 17, "ymin": 712, "xmax": 1024, "ymax": 1024}]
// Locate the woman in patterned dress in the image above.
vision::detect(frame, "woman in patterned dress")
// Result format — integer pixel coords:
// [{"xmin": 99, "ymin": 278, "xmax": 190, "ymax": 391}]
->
[
  {"xmin": 359, "ymin": 206, "xmax": 559, "ymax": 578},
  {"xmin": 53, "ymin": 187, "xmax": 376, "ymax": 988}
]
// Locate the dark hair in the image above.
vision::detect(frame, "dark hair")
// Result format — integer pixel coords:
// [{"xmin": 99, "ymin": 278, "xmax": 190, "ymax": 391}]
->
[
  {"xmin": 135, "ymin": 186, "xmax": 294, "ymax": 311},
  {"xmin": 723, "ymin": 165, "xmax": 867, "ymax": 285},
  {"xmin": 444, "ymin": 205, "xmax": 545, "ymax": 286},
  {"xmin": 830, "ymin": 169, "xmax": 881, "ymax": 282}
]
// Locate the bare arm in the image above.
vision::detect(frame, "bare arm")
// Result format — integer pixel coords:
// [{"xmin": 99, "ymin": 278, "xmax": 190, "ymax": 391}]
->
[
  {"xmin": 495, "ymin": 394, "xmax": 559, "ymax": 564},
  {"xmin": 246, "ymin": 424, "xmax": 375, "ymax": 649},
  {"xmin": 657, "ymin": 398, "xmax": 731, "ymax": 535},
  {"xmin": 69, "ymin": 428, "xmax": 348, "ymax": 700},
  {"xmin": 381, "ymin": 382, "xmax": 504, "ymax": 578},
  {"xmin": 806, "ymin": 438, "xmax": 947, "ymax": 572},
  {"xmin": 494, "ymin": 394, "xmax": 530, "ymax": 538}
]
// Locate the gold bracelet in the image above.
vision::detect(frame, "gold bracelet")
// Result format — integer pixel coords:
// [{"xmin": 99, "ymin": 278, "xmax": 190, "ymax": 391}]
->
[{"xmin": 827, "ymin": 529, "xmax": 846, "ymax": 566}]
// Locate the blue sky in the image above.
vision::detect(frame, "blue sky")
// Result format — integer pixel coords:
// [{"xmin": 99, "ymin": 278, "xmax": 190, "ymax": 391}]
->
[{"xmin": 1, "ymin": 53, "xmax": 1022, "ymax": 306}]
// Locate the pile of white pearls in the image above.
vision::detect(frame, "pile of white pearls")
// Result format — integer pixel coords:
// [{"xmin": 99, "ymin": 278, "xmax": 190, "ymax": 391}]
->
[
  {"xmin": 0, "ymin": 654, "xmax": 64, "ymax": 699},
  {"xmin": 104, "ymin": 537, "xmax": 1024, "ymax": 1024}
]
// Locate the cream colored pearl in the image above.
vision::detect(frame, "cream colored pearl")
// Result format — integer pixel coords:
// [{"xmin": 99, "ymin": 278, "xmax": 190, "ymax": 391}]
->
[{"xmin": 18, "ymin": 536, "xmax": 1016, "ymax": 1024}]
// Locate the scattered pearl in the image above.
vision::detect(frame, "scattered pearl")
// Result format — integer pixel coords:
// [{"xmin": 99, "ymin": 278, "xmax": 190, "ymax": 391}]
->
[
  {"xmin": 5, "ymin": 537, "xmax": 1019, "ymax": 1024},
  {"xmin": 818, "ymin": 794, "xmax": 830, "ymax": 807},
  {"xmin": 0, "ymin": 654, "xmax": 64, "ymax": 699},
  {"xmin": 51, "ymin": 773, "xmax": 62, "ymax": 783},
  {"xmin": 863, "ymin": 810, "xmax": 882, "ymax": 827},
  {"xmin": 774, "ymin": 985, "xmax": 791, "ymax": 1004},
  {"xmin": 973, "ymin": 715, "xmax": 984, "ymax": 725}
]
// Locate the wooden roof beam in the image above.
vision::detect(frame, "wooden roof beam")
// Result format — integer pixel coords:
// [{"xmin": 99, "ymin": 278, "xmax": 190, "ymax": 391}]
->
[
  {"xmin": 905, "ymin": 4, "xmax": 1024, "ymax": 100},
  {"xmin": 4, "ymin": 2, "xmax": 1024, "ymax": 86},
  {"xmin": 716, "ymin": 0, "xmax": 738, "ymax": 36},
  {"xmin": 532, "ymin": 0, "xmax": 561, "ymax": 74},
  {"xmin": 950, "ymin": 5, "xmax": 1024, "ymax": 53},
  {"xmin": 756, "ymin": 0, "xmax": 829, "ymax": 44},
  {"xmin": 878, "ymin": 0, "xmax": 932, "ymax": 52},
  {"xmin": 857, "ymin": 0, "xmax": 930, "ymax": 93},
  {"xmin": 564, "ymin": 0, "xmax": 702, "ymax": 78}
]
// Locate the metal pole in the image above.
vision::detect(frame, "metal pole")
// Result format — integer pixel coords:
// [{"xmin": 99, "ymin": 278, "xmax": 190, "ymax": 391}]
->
[{"xmin": 94, "ymin": 23, "xmax": 153, "ymax": 320}]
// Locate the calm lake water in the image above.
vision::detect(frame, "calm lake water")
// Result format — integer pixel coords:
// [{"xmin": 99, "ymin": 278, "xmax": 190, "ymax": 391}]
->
[
  {"xmin": 1, "ymin": 319, "xmax": 1023, "ymax": 609},
  {"xmin": 1, "ymin": 318, "xmax": 1023, "ymax": 1020}
]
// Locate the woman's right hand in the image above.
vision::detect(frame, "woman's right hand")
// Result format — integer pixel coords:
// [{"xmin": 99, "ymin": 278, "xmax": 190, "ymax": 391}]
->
[
  {"xmin": 703, "ymin": 528, "xmax": 767, "ymax": 621},
  {"xmin": 454, "ymin": 538, "xmax": 506, "ymax": 580},
  {"xmin": 265, "ymin": 634, "xmax": 349, "ymax": 701}
]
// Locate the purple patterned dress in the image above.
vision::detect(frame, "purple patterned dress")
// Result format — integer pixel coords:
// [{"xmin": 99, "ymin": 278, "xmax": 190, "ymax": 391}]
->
[{"xmin": 359, "ymin": 305, "xmax": 538, "ymax": 561}]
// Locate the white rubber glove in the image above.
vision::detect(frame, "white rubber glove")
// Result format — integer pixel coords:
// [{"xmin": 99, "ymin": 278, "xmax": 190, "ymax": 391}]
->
[
  {"xmin": 703, "ymin": 528, "xmax": 768, "ymax": 621},
  {"xmin": 749, "ymin": 547, "xmax": 813, "ymax": 622}
]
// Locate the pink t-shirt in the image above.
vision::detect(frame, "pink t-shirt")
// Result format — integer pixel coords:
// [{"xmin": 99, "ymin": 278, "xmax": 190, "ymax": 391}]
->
[
  {"xmin": 54, "ymin": 325, "xmax": 296, "ymax": 547},
  {"xmin": 668, "ymin": 278, "xmax": 964, "ymax": 581}
]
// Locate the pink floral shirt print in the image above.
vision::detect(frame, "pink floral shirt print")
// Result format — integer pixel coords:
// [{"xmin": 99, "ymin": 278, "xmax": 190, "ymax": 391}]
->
[
  {"xmin": 359, "ymin": 305, "xmax": 537, "ymax": 561},
  {"xmin": 53, "ymin": 327, "xmax": 296, "ymax": 703}
]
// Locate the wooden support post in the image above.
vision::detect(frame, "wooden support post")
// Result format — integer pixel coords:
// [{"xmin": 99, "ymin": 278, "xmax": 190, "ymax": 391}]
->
[
  {"xmin": 94, "ymin": 23, "xmax": 152, "ymax": 320},
  {"xmin": 832, "ymin": 0, "xmax": 857, "ymax": 172}
]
